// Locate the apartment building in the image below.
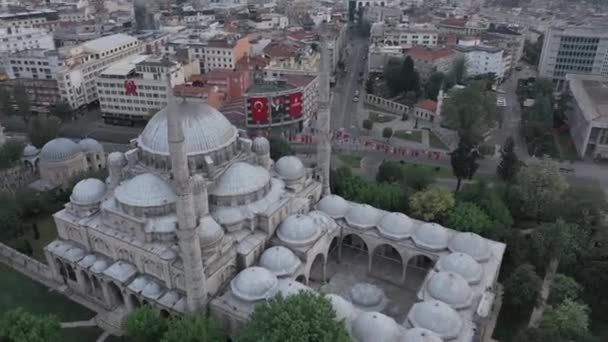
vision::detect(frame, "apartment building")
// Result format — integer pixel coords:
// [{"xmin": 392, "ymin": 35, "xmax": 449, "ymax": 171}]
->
[
  {"xmin": 0, "ymin": 9, "xmax": 58, "ymax": 28},
  {"xmin": 403, "ymin": 47, "xmax": 456, "ymax": 83},
  {"xmin": 481, "ymin": 24, "xmax": 525, "ymax": 69},
  {"xmin": 0, "ymin": 27, "xmax": 54, "ymax": 54},
  {"xmin": 165, "ymin": 35, "xmax": 250, "ymax": 73},
  {"xmin": 538, "ymin": 26, "xmax": 608, "ymax": 90},
  {"xmin": 454, "ymin": 38, "xmax": 507, "ymax": 80},
  {"xmin": 263, "ymin": 42, "xmax": 320, "ymax": 78},
  {"xmin": 438, "ymin": 17, "xmax": 489, "ymax": 36},
  {"xmin": 371, "ymin": 22, "xmax": 439, "ymax": 48}
]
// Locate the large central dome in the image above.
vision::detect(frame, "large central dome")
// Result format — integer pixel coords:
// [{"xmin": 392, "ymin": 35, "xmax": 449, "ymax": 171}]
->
[{"xmin": 137, "ymin": 100, "xmax": 238, "ymax": 156}]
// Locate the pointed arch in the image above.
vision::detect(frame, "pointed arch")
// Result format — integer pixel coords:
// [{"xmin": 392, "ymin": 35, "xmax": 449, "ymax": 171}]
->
[
  {"xmin": 370, "ymin": 244, "xmax": 404, "ymax": 285},
  {"xmin": 405, "ymin": 254, "xmax": 434, "ymax": 290}
]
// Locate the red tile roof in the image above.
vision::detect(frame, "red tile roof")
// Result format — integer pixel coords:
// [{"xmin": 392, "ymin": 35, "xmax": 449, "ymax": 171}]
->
[
  {"xmin": 404, "ymin": 47, "xmax": 454, "ymax": 61},
  {"xmin": 416, "ymin": 99, "xmax": 438, "ymax": 112},
  {"xmin": 236, "ymin": 55, "xmax": 268, "ymax": 70},
  {"xmin": 287, "ymin": 30, "xmax": 316, "ymax": 41},
  {"xmin": 263, "ymin": 42, "xmax": 297, "ymax": 59}
]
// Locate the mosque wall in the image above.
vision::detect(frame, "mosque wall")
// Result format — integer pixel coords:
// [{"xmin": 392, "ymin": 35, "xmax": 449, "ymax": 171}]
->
[
  {"xmin": 0, "ymin": 164, "xmax": 35, "ymax": 192},
  {"xmin": 40, "ymin": 154, "xmax": 88, "ymax": 187}
]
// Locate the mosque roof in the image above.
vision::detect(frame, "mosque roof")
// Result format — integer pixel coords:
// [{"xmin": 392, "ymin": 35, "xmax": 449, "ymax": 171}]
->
[
  {"xmin": 277, "ymin": 214, "xmax": 321, "ymax": 247},
  {"xmin": 22, "ymin": 144, "xmax": 39, "ymax": 157},
  {"xmin": 252, "ymin": 136, "xmax": 270, "ymax": 155},
  {"xmin": 408, "ymin": 300, "xmax": 463, "ymax": 340},
  {"xmin": 352, "ymin": 311, "xmax": 402, "ymax": 342},
  {"xmin": 231, "ymin": 266, "xmax": 279, "ymax": 302},
  {"xmin": 402, "ymin": 328, "xmax": 443, "ymax": 342},
  {"xmin": 40, "ymin": 138, "xmax": 81, "ymax": 162},
  {"xmin": 71, "ymin": 178, "xmax": 106, "ymax": 206},
  {"xmin": 436, "ymin": 252, "xmax": 483, "ymax": 285},
  {"xmin": 198, "ymin": 215, "xmax": 225, "ymax": 247},
  {"xmin": 258, "ymin": 246, "xmax": 302, "ymax": 277},
  {"xmin": 210, "ymin": 162, "xmax": 270, "ymax": 197},
  {"xmin": 114, "ymin": 173, "xmax": 176, "ymax": 208},
  {"xmin": 377, "ymin": 212, "xmax": 414, "ymax": 240},
  {"xmin": 317, "ymin": 194, "xmax": 349, "ymax": 218},
  {"xmin": 412, "ymin": 223, "xmax": 450, "ymax": 251},
  {"xmin": 78, "ymin": 138, "xmax": 104, "ymax": 153},
  {"xmin": 345, "ymin": 203, "xmax": 383, "ymax": 229},
  {"xmin": 274, "ymin": 156, "xmax": 305, "ymax": 181},
  {"xmin": 425, "ymin": 271, "xmax": 474, "ymax": 309},
  {"xmin": 448, "ymin": 232, "xmax": 491, "ymax": 262}
]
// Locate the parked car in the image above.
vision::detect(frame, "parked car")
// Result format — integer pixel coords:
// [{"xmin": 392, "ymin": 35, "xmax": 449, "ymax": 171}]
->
[{"xmin": 353, "ymin": 96, "xmax": 359, "ymax": 102}]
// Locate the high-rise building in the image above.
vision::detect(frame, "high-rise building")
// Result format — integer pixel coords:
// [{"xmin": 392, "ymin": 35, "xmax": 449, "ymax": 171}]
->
[
  {"xmin": 538, "ymin": 25, "xmax": 608, "ymax": 90},
  {"xmin": 134, "ymin": 0, "xmax": 161, "ymax": 31}
]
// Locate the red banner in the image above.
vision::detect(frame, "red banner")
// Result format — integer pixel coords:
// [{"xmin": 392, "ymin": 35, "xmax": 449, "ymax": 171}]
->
[
  {"xmin": 124, "ymin": 80, "xmax": 137, "ymax": 95},
  {"xmin": 249, "ymin": 97, "xmax": 268, "ymax": 122},
  {"xmin": 289, "ymin": 92, "xmax": 303, "ymax": 117}
]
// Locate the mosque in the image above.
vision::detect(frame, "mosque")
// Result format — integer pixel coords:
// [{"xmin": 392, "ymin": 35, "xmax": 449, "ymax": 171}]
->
[{"xmin": 43, "ymin": 44, "xmax": 505, "ymax": 342}]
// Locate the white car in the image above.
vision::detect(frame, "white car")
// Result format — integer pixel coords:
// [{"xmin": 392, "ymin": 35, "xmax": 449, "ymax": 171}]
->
[
  {"xmin": 496, "ymin": 97, "xmax": 507, "ymax": 107},
  {"xmin": 353, "ymin": 96, "xmax": 359, "ymax": 102}
]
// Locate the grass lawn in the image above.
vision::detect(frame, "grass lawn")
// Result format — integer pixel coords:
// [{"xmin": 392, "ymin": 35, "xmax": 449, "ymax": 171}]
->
[
  {"xmin": 338, "ymin": 155, "xmax": 362, "ymax": 168},
  {"xmin": 399, "ymin": 161, "xmax": 452, "ymax": 178},
  {"xmin": 61, "ymin": 327, "xmax": 104, "ymax": 342},
  {"xmin": 368, "ymin": 111, "xmax": 397, "ymax": 123},
  {"xmin": 6, "ymin": 216, "xmax": 58, "ymax": 263},
  {"xmin": 393, "ymin": 130, "xmax": 423, "ymax": 143},
  {"xmin": 428, "ymin": 131, "xmax": 449, "ymax": 150}
]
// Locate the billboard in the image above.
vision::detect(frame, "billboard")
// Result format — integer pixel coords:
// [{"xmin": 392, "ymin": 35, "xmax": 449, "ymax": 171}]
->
[{"xmin": 247, "ymin": 91, "xmax": 304, "ymax": 125}]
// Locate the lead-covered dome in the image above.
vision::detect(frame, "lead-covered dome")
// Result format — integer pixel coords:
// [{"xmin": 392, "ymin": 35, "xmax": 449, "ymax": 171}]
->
[
  {"xmin": 40, "ymin": 138, "xmax": 81, "ymax": 162},
  {"xmin": 78, "ymin": 138, "xmax": 103, "ymax": 153},
  {"xmin": 377, "ymin": 212, "xmax": 414, "ymax": 240},
  {"xmin": 345, "ymin": 203, "xmax": 383, "ymax": 229},
  {"xmin": 115, "ymin": 173, "xmax": 176, "ymax": 208},
  {"xmin": 408, "ymin": 300, "xmax": 463, "ymax": 340},
  {"xmin": 401, "ymin": 328, "xmax": 443, "ymax": 342},
  {"xmin": 277, "ymin": 214, "xmax": 321, "ymax": 247},
  {"xmin": 71, "ymin": 178, "xmax": 106, "ymax": 205},
  {"xmin": 137, "ymin": 100, "xmax": 238, "ymax": 156},
  {"xmin": 22, "ymin": 144, "xmax": 39, "ymax": 157},
  {"xmin": 259, "ymin": 246, "xmax": 301, "ymax": 277},
  {"xmin": 198, "ymin": 216, "xmax": 224, "ymax": 248},
  {"xmin": 252, "ymin": 137, "xmax": 270, "ymax": 155},
  {"xmin": 210, "ymin": 162, "xmax": 270, "ymax": 197},
  {"xmin": 350, "ymin": 283, "xmax": 386, "ymax": 311},
  {"xmin": 275, "ymin": 156, "xmax": 305, "ymax": 180},
  {"xmin": 436, "ymin": 252, "xmax": 483, "ymax": 284},
  {"xmin": 413, "ymin": 223, "xmax": 449, "ymax": 251},
  {"xmin": 425, "ymin": 272, "xmax": 473, "ymax": 309},
  {"xmin": 327, "ymin": 294, "xmax": 357, "ymax": 325},
  {"xmin": 352, "ymin": 311, "xmax": 401, "ymax": 342},
  {"xmin": 448, "ymin": 232, "xmax": 491, "ymax": 262},
  {"xmin": 231, "ymin": 266, "xmax": 279, "ymax": 302},
  {"xmin": 317, "ymin": 194, "xmax": 349, "ymax": 218}
]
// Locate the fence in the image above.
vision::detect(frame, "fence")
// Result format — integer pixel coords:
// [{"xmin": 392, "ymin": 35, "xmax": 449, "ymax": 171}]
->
[
  {"xmin": 0, "ymin": 242, "xmax": 54, "ymax": 282},
  {"xmin": 365, "ymin": 94, "xmax": 409, "ymax": 116}
]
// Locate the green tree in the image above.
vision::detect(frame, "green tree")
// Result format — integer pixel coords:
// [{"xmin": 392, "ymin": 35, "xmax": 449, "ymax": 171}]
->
[
  {"xmin": 332, "ymin": 168, "xmax": 408, "ymax": 212},
  {"xmin": 0, "ymin": 192, "xmax": 23, "ymax": 240},
  {"xmin": 362, "ymin": 118, "xmax": 373, "ymax": 131},
  {"xmin": 49, "ymin": 101, "xmax": 73, "ymax": 122},
  {"xmin": 559, "ymin": 185, "xmax": 608, "ymax": 226},
  {"xmin": 0, "ymin": 308, "xmax": 60, "ymax": 342},
  {"xmin": 382, "ymin": 127, "xmax": 393, "ymax": 140},
  {"xmin": 528, "ymin": 95, "xmax": 553, "ymax": 127},
  {"xmin": 376, "ymin": 160, "xmax": 403, "ymax": 183},
  {"xmin": 409, "ymin": 185, "xmax": 455, "ymax": 221},
  {"xmin": 0, "ymin": 140, "xmax": 25, "ymax": 169},
  {"xmin": 458, "ymin": 181, "xmax": 513, "ymax": 228},
  {"xmin": 161, "ymin": 315, "xmax": 223, "ymax": 342},
  {"xmin": 237, "ymin": 292, "xmax": 350, "ymax": 342},
  {"xmin": 445, "ymin": 202, "xmax": 492, "ymax": 235},
  {"xmin": 268, "ymin": 136, "xmax": 292, "ymax": 161},
  {"xmin": 365, "ymin": 78, "xmax": 374, "ymax": 94},
  {"xmin": 0, "ymin": 87, "xmax": 13, "ymax": 115},
  {"xmin": 13, "ymin": 84, "xmax": 31, "ymax": 119},
  {"xmin": 401, "ymin": 165, "xmax": 436, "ymax": 191},
  {"xmin": 504, "ymin": 263, "xmax": 542, "ymax": 311},
  {"xmin": 449, "ymin": 56, "xmax": 466, "ymax": 84},
  {"xmin": 27, "ymin": 115, "xmax": 61, "ymax": 148},
  {"xmin": 497, "ymin": 136, "xmax": 520, "ymax": 182},
  {"xmin": 425, "ymin": 72, "xmax": 444, "ymax": 100},
  {"xmin": 548, "ymin": 274, "xmax": 582, "ymax": 305},
  {"xmin": 450, "ymin": 136, "xmax": 479, "ymax": 191},
  {"xmin": 401, "ymin": 56, "xmax": 420, "ymax": 94},
  {"xmin": 384, "ymin": 58, "xmax": 404, "ymax": 96},
  {"xmin": 530, "ymin": 220, "xmax": 585, "ymax": 268},
  {"xmin": 124, "ymin": 306, "xmax": 168, "ymax": 342},
  {"xmin": 538, "ymin": 299, "xmax": 590, "ymax": 341}
]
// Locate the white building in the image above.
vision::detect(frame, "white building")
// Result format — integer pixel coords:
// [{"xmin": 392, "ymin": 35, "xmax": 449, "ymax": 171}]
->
[
  {"xmin": 0, "ymin": 9, "xmax": 58, "ymax": 28},
  {"xmin": 56, "ymin": 34, "xmax": 144, "ymax": 109},
  {"xmin": 371, "ymin": 22, "xmax": 439, "ymax": 48},
  {"xmin": 0, "ymin": 27, "xmax": 55, "ymax": 54},
  {"xmin": 454, "ymin": 39, "xmax": 507, "ymax": 80},
  {"xmin": 3, "ymin": 49, "xmax": 63, "ymax": 80},
  {"xmin": 248, "ymin": 13, "xmax": 289, "ymax": 30}
]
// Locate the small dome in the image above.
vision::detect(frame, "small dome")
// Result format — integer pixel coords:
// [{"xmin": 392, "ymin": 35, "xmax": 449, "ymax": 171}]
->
[
  {"xmin": 275, "ymin": 156, "xmax": 305, "ymax": 181},
  {"xmin": 22, "ymin": 144, "xmax": 39, "ymax": 157},
  {"xmin": 308, "ymin": 210, "xmax": 336, "ymax": 231},
  {"xmin": 71, "ymin": 178, "xmax": 106, "ymax": 205},
  {"xmin": 327, "ymin": 294, "xmax": 357, "ymax": 324},
  {"xmin": 401, "ymin": 328, "xmax": 443, "ymax": 342},
  {"xmin": 90, "ymin": 259, "xmax": 109, "ymax": 273},
  {"xmin": 277, "ymin": 279, "xmax": 309, "ymax": 297},
  {"xmin": 115, "ymin": 173, "xmax": 176, "ymax": 208},
  {"xmin": 448, "ymin": 232, "xmax": 491, "ymax": 262},
  {"xmin": 40, "ymin": 138, "xmax": 81, "ymax": 162},
  {"xmin": 252, "ymin": 137, "xmax": 270, "ymax": 155},
  {"xmin": 107, "ymin": 151, "xmax": 126, "ymax": 165},
  {"xmin": 426, "ymin": 272, "xmax": 473, "ymax": 309},
  {"xmin": 317, "ymin": 194, "xmax": 349, "ymax": 218},
  {"xmin": 142, "ymin": 281, "xmax": 163, "ymax": 298},
  {"xmin": 377, "ymin": 212, "xmax": 414, "ymax": 240},
  {"xmin": 352, "ymin": 311, "xmax": 401, "ymax": 342},
  {"xmin": 277, "ymin": 214, "xmax": 321, "ymax": 247},
  {"xmin": 408, "ymin": 301, "xmax": 463, "ymax": 340},
  {"xmin": 345, "ymin": 203, "xmax": 383, "ymax": 229},
  {"xmin": 436, "ymin": 253, "xmax": 483, "ymax": 285},
  {"xmin": 198, "ymin": 216, "xmax": 224, "ymax": 247},
  {"xmin": 350, "ymin": 283, "xmax": 386, "ymax": 311},
  {"xmin": 412, "ymin": 223, "xmax": 449, "ymax": 251},
  {"xmin": 78, "ymin": 138, "xmax": 103, "ymax": 153},
  {"xmin": 259, "ymin": 246, "xmax": 301, "ymax": 277},
  {"xmin": 231, "ymin": 266, "xmax": 279, "ymax": 302},
  {"xmin": 210, "ymin": 162, "xmax": 270, "ymax": 197}
]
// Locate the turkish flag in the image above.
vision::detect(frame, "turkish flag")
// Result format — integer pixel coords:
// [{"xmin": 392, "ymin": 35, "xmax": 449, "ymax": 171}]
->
[
  {"xmin": 124, "ymin": 80, "xmax": 137, "ymax": 95},
  {"xmin": 249, "ymin": 97, "xmax": 268, "ymax": 122},
  {"xmin": 289, "ymin": 92, "xmax": 303, "ymax": 117}
]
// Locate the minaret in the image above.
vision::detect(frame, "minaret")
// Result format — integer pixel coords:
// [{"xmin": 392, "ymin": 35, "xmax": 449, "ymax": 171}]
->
[
  {"xmin": 316, "ymin": 38, "xmax": 332, "ymax": 196},
  {"xmin": 167, "ymin": 94, "xmax": 207, "ymax": 312}
]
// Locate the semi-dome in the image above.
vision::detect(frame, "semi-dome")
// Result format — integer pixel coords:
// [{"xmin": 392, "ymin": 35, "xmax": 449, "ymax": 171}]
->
[
  {"xmin": 436, "ymin": 253, "xmax": 483, "ymax": 284},
  {"xmin": 426, "ymin": 272, "xmax": 473, "ymax": 309},
  {"xmin": 448, "ymin": 232, "xmax": 491, "ymax": 262},
  {"xmin": 317, "ymin": 194, "xmax": 349, "ymax": 218},
  {"xmin": 308, "ymin": 210, "xmax": 336, "ymax": 231},
  {"xmin": 345, "ymin": 203, "xmax": 383, "ymax": 229},
  {"xmin": 40, "ymin": 138, "xmax": 81, "ymax": 162},
  {"xmin": 71, "ymin": 178, "xmax": 106, "ymax": 205},
  {"xmin": 107, "ymin": 151, "xmax": 126, "ymax": 165},
  {"xmin": 377, "ymin": 212, "xmax": 414, "ymax": 240},
  {"xmin": 137, "ymin": 100, "xmax": 238, "ymax": 156},
  {"xmin": 277, "ymin": 279, "xmax": 309, "ymax": 297},
  {"xmin": 327, "ymin": 294, "xmax": 357, "ymax": 324},
  {"xmin": 401, "ymin": 328, "xmax": 443, "ymax": 342},
  {"xmin": 259, "ymin": 246, "xmax": 301, "ymax": 277},
  {"xmin": 350, "ymin": 283, "xmax": 386, "ymax": 311},
  {"xmin": 352, "ymin": 311, "xmax": 401, "ymax": 342},
  {"xmin": 198, "ymin": 216, "xmax": 224, "ymax": 247},
  {"xmin": 78, "ymin": 138, "xmax": 103, "ymax": 153},
  {"xmin": 231, "ymin": 266, "xmax": 279, "ymax": 302},
  {"xmin": 210, "ymin": 162, "xmax": 270, "ymax": 197},
  {"xmin": 252, "ymin": 137, "xmax": 270, "ymax": 155},
  {"xmin": 412, "ymin": 223, "xmax": 450, "ymax": 251},
  {"xmin": 115, "ymin": 173, "xmax": 176, "ymax": 208},
  {"xmin": 90, "ymin": 259, "xmax": 109, "ymax": 273},
  {"xmin": 277, "ymin": 214, "xmax": 321, "ymax": 247},
  {"xmin": 22, "ymin": 144, "xmax": 39, "ymax": 157},
  {"xmin": 408, "ymin": 301, "xmax": 463, "ymax": 340},
  {"xmin": 274, "ymin": 156, "xmax": 305, "ymax": 180}
]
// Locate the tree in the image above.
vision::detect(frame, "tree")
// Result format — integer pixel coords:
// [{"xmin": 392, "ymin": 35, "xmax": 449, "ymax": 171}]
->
[
  {"xmin": 425, "ymin": 72, "xmax": 444, "ymax": 100},
  {"xmin": 0, "ymin": 308, "xmax": 61, "ymax": 342},
  {"xmin": 497, "ymin": 136, "xmax": 520, "ymax": 182},
  {"xmin": 376, "ymin": 160, "xmax": 403, "ymax": 183},
  {"xmin": 524, "ymin": 35, "xmax": 544, "ymax": 66},
  {"xmin": 161, "ymin": 315, "xmax": 223, "ymax": 342},
  {"xmin": 0, "ymin": 192, "xmax": 23, "ymax": 240},
  {"xmin": 445, "ymin": 202, "xmax": 492, "ymax": 235},
  {"xmin": 401, "ymin": 165, "xmax": 436, "ymax": 191},
  {"xmin": 362, "ymin": 118, "xmax": 373, "ymax": 131},
  {"xmin": 548, "ymin": 274, "xmax": 582, "ymax": 305},
  {"xmin": 409, "ymin": 185, "xmax": 455, "ymax": 221},
  {"xmin": 28, "ymin": 114, "xmax": 61, "ymax": 148},
  {"xmin": 401, "ymin": 56, "xmax": 420, "ymax": 94},
  {"xmin": 450, "ymin": 136, "xmax": 479, "ymax": 191},
  {"xmin": 538, "ymin": 299, "xmax": 590, "ymax": 341},
  {"xmin": 504, "ymin": 263, "xmax": 542, "ymax": 311},
  {"xmin": 0, "ymin": 87, "xmax": 13, "ymax": 115},
  {"xmin": 49, "ymin": 101, "xmax": 73, "ymax": 122},
  {"xmin": 528, "ymin": 95, "xmax": 553, "ymax": 128},
  {"xmin": 384, "ymin": 58, "xmax": 404, "ymax": 96},
  {"xmin": 268, "ymin": 136, "xmax": 292, "ymax": 161},
  {"xmin": 559, "ymin": 185, "xmax": 608, "ymax": 226},
  {"xmin": 124, "ymin": 306, "xmax": 168, "ymax": 342},
  {"xmin": 365, "ymin": 78, "xmax": 374, "ymax": 94},
  {"xmin": 458, "ymin": 181, "xmax": 513, "ymax": 228},
  {"xmin": 13, "ymin": 84, "xmax": 31, "ymax": 119},
  {"xmin": 382, "ymin": 127, "xmax": 393, "ymax": 140},
  {"xmin": 237, "ymin": 292, "xmax": 350, "ymax": 342},
  {"xmin": 448, "ymin": 56, "xmax": 466, "ymax": 84},
  {"xmin": 0, "ymin": 140, "xmax": 25, "ymax": 169},
  {"xmin": 530, "ymin": 220, "xmax": 585, "ymax": 268}
]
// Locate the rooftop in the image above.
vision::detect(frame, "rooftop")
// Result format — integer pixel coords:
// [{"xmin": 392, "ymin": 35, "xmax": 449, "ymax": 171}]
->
[
  {"xmin": 404, "ymin": 47, "xmax": 455, "ymax": 61},
  {"xmin": 416, "ymin": 99, "xmax": 438, "ymax": 112},
  {"xmin": 82, "ymin": 34, "xmax": 138, "ymax": 53},
  {"xmin": 263, "ymin": 42, "xmax": 298, "ymax": 59},
  {"xmin": 567, "ymin": 74, "xmax": 608, "ymax": 124},
  {"xmin": 248, "ymin": 80, "xmax": 297, "ymax": 93}
]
